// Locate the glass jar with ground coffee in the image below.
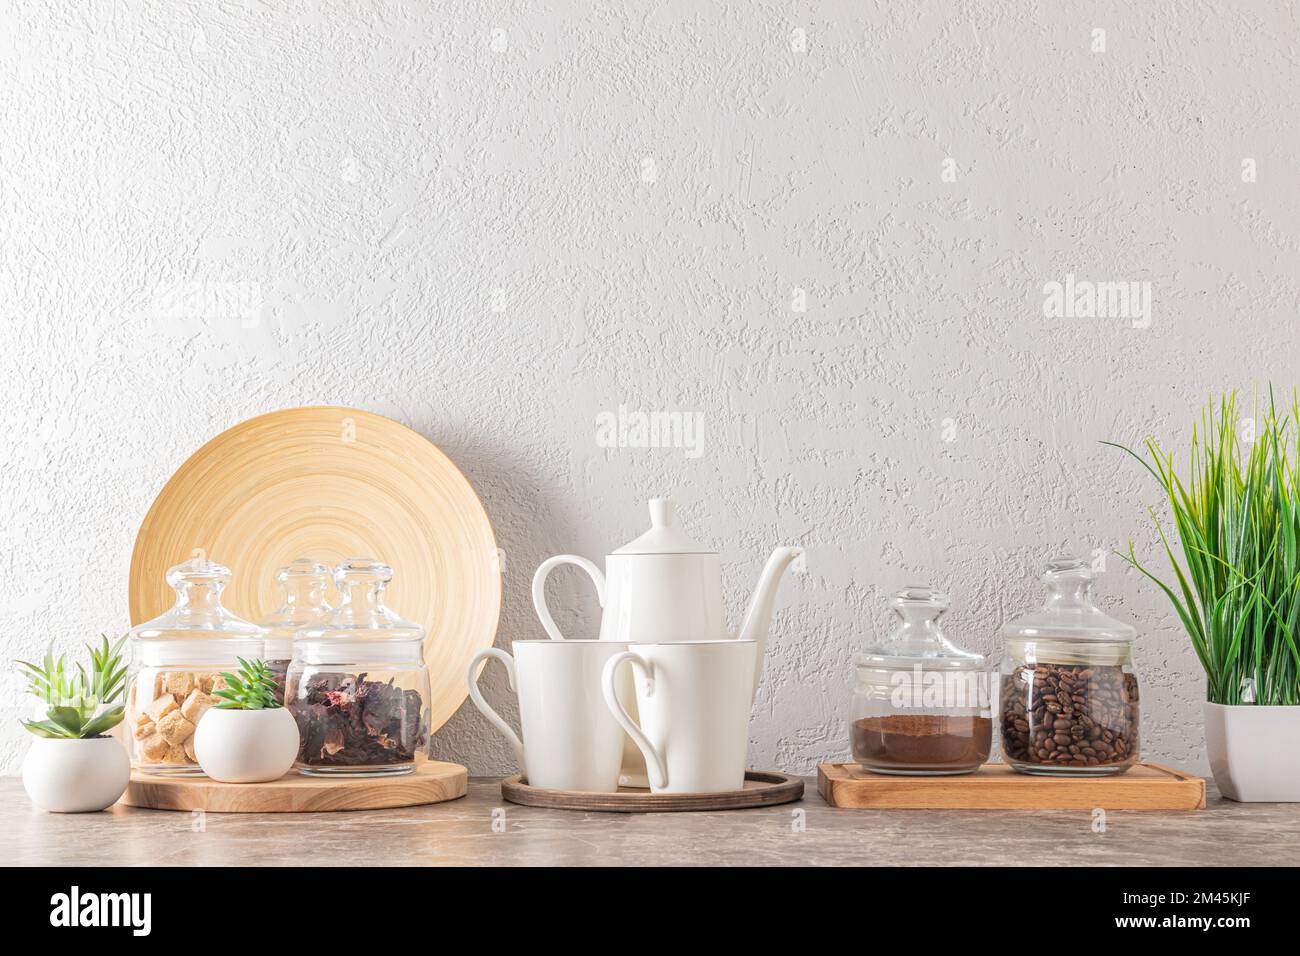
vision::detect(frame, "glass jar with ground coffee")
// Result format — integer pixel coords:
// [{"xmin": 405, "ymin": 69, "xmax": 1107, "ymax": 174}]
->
[
  {"xmin": 850, "ymin": 587, "xmax": 992, "ymax": 775},
  {"xmin": 285, "ymin": 559, "xmax": 430, "ymax": 776},
  {"xmin": 256, "ymin": 559, "xmax": 333, "ymax": 703},
  {"xmin": 999, "ymin": 557, "xmax": 1139, "ymax": 776}
]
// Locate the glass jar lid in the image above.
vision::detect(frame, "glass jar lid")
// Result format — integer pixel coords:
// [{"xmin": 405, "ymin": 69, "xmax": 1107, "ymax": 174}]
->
[
  {"xmin": 258, "ymin": 558, "xmax": 333, "ymax": 658},
  {"xmin": 855, "ymin": 586, "xmax": 986, "ymax": 673},
  {"xmin": 129, "ymin": 558, "xmax": 264, "ymax": 665},
  {"xmin": 1002, "ymin": 557, "xmax": 1136, "ymax": 645},
  {"xmin": 293, "ymin": 559, "xmax": 424, "ymax": 665}
]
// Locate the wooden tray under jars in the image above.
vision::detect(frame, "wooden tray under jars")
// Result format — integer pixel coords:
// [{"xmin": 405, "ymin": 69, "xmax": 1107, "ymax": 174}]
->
[
  {"xmin": 119, "ymin": 759, "xmax": 467, "ymax": 813},
  {"xmin": 817, "ymin": 762, "xmax": 1205, "ymax": 810}
]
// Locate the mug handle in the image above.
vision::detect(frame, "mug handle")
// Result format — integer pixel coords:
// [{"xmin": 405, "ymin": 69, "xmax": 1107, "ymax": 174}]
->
[
  {"xmin": 532, "ymin": 554, "xmax": 606, "ymax": 641},
  {"xmin": 601, "ymin": 652, "xmax": 667, "ymax": 790},
  {"xmin": 466, "ymin": 649, "xmax": 525, "ymax": 770}
]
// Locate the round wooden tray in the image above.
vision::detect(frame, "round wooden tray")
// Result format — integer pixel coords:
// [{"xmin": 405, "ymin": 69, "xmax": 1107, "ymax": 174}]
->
[
  {"xmin": 119, "ymin": 759, "xmax": 467, "ymax": 812},
  {"xmin": 128, "ymin": 406, "xmax": 502, "ymax": 736},
  {"xmin": 500, "ymin": 770, "xmax": 804, "ymax": 812}
]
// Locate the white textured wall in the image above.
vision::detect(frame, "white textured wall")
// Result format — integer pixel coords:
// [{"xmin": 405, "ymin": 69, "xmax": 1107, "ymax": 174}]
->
[{"xmin": 3, "ymin": 2, "xmax": 1298, "ymax": 776}]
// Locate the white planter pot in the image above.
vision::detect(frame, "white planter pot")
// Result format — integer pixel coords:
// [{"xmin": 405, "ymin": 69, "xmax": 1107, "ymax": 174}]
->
[
  {"xmin": 194, "ymin": 707, "xmax": 299, "ymax": 783},
  {"xmin": 22, "ymin": 736, "xmax": 130, "ymax": 813},
  {"xmin": 1204, "ymin": 701, "xmax": 1300, "ymax": 802}
]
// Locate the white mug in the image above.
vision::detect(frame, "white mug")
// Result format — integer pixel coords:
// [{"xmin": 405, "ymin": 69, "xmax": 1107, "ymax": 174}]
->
[
  {"xmin": 468, "ymin": 640, "xmax": 629, "ymax": 792},
  {"xmin": 601, "ymin": 640, "xmax": 757, "ymax": 794}
]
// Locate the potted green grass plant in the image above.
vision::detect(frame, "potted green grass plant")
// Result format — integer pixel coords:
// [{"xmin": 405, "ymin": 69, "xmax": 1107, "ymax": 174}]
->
[
  {"xmin": 17, "ymin": 635, "xmax": 132, "ymax": 812},
  {"xmin": 1108, "ymin": 390, "xmax": 1300, "ymax": 801}
]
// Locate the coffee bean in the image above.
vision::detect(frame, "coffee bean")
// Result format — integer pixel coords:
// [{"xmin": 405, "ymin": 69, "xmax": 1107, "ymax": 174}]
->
[{"xmin": 1000, "ymin": 662, "xmax": 1138, "ymax": 771}]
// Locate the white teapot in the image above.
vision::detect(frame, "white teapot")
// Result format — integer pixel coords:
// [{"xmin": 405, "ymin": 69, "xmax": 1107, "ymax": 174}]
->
[
  {"xmin": 532, "ymin": 498, "xmax": 801, "ymax": 685},
  {"xmin": 532, "ymin": 498, "xmax": 801, "ymax": 787}
]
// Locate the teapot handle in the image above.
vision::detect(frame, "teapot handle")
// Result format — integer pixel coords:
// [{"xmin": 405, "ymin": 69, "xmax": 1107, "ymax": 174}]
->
[{"xmin": 531, "ymin": 555, "xmax": 606, "ymax": 641}]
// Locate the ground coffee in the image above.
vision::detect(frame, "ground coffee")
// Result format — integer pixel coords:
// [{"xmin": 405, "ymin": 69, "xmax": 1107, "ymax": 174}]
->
[{"xmin": 851, "ymin": 714, "xmax": 992, "ymax": 774}]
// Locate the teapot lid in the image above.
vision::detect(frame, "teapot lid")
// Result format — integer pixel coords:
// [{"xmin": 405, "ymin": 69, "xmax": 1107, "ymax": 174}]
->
[{"xmin": 613, "ymin": 498, "xmax": 715, "ymax": 555}]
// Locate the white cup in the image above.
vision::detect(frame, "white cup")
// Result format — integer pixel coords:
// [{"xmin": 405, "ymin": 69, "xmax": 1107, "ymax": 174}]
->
[
  {"xmin": 601, "ymin": 640, "xmax": 757, "ymax": 794},
  {"xmin": 468, "ymin": 640, "xmax": 630, "ymax": 792}
]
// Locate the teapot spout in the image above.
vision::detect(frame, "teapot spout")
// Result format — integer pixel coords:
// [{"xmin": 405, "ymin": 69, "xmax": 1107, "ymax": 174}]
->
[{"xmin": 737, "ymin": 547, "xmax": 803, "ymax": 695}]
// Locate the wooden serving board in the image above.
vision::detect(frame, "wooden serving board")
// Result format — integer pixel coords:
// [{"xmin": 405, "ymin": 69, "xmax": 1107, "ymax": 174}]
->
[
  {"xmin": 501, "ymin": 770, "xmax": 804, "ymax": 812},
  {"xmin": 817, "ymin": 762, "xmax": 1205, "ymax": 810},
  {"xmin": 119, "ymin": 760, "xmax": 467, "ymax": 812}
]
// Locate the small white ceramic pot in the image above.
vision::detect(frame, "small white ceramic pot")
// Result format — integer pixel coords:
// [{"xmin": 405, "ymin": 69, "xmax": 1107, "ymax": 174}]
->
[
  {"xmin": 194, "ymin": 707, "xmax": 299, "ymax": 783},
  {"xmin": 1204, "ymin": 702, "xmax": 1300, "ymax": 802},
  {"xmin": 23, "ymin": 736, "xmax": 131, "ymax": 813}
]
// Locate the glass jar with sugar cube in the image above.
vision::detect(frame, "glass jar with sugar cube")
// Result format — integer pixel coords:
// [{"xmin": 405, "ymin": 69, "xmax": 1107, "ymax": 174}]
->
[{"xmin": 125, "ymin": 559, "xmax": 265, "ymax": 774}]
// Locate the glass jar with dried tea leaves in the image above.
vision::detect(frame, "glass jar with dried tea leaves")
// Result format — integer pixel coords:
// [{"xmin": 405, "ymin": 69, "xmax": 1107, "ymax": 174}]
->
[
  {"xmin": 999, "ymin": 558, "xmax": 1140, "ymax": 776},
  {"xmin": 285, "ymin": 559, "xmax": 430, "ymax": 776}
]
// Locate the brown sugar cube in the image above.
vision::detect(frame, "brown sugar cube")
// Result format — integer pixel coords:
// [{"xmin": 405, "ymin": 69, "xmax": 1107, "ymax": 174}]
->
[
  {"xmin": 180, "ymin": 689, "xmax": 214, "ymax": 723},
  {"xmin": 140, "ymin": 733, "xmax": 170, "ymax": 762},
  {"xmin": 163, "ymin": 671, "xmax": 195, "ymax": 698},
  {"xmin": 156, "ymin": 709, "xmax": 195, "ymax": 745},
  {"xmin": 145, "ymin": 694, "xmax": 179, "ymax": 723},
  {"xmin": 133, "ymin": 719, "xmax": 155, "ymax": 740},
  {"xmin": 153, "ymin": 672, "xmax": 167, "ymax": 698},
  {"xmin": 198, "ymin": 672, "xmax": 230, "ymax": 694},
  {"xmin": 183, "ymin": 736, "xmax": 197, "ymax": 762},
  {"xmin": 165, "ymin": 742, "xmax": 189, "ymax": 764},
  {"xmin": 131, "ymin": 709, "xmax": 152, "ymax": 729},
  {"xmin": 196, "ymin": 671, "xmax": 230, "ymax": 697}
]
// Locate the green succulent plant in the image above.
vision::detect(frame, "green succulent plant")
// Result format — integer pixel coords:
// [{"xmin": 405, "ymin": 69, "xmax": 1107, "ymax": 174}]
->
[
  {"xmin": 212, "ymin": 658, "xmax": 282, "ymax": 710},
  {"xmin": 17, "ymin": 634, "xmax": 128, "ymax": 739}
]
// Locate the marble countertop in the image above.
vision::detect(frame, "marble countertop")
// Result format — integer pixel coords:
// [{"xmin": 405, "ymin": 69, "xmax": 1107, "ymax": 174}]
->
[{"xmin": 8, "ymin": 776, "xmax": 1297, "ymax": 866}]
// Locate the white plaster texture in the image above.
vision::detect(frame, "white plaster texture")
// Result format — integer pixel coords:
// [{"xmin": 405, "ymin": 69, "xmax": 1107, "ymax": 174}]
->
[{"xmin": 2, "ymin": 3, "xmax": 1299, "ymax": 776}]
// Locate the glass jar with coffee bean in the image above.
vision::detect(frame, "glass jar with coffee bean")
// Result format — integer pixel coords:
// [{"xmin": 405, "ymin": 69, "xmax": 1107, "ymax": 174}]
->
[{"xmin": 999, "ymin": 558, "xmax": 1139, "ymax": 776}]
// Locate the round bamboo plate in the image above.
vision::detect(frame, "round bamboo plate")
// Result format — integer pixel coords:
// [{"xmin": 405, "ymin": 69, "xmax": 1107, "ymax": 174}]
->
[
  {"xmin": 119, "ymin": 759, "xmax": 467, "ymax": 813},
  {"xmin": 500, "ymin": 771, "xmax": 804, "ymax": 812},
  {"xmin": 128, "ymin": 406, "xmax": 501, "ymax": 735}
]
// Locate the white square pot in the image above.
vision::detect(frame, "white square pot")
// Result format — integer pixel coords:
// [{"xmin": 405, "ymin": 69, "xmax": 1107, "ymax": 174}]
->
[{"xmin": 1204, "ymin": 701, "xmax": 1300, "ymax": 802}]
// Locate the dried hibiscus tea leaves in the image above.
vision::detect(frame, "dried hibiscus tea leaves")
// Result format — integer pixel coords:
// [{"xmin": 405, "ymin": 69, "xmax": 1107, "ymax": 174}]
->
[{"xmin": 289, "ymin": 672, "xmax": 428, "ymax": 767}]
